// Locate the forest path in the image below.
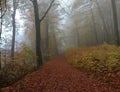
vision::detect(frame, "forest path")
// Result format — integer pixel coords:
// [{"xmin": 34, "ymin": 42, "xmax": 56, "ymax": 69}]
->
[{"xmin": 4, "ymin": 56, "xmax": 118, "ymax": 92}]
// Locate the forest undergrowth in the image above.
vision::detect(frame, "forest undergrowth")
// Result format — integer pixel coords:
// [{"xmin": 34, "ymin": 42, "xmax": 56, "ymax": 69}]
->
[
  {"xmin": 65, "ymin": 43, "xmax": 120, "ymax": 89},
  {"xmin": 2, "ymin": 55, "xmax": 120, "ymax": 92},
  {"xmin": 1, "ymin": 44, "xmax": 120, "ymax": 92}
]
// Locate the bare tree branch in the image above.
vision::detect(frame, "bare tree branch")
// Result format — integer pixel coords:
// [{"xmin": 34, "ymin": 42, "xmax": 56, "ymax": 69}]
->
[{"xmin": 39, "ymin": 0, "xmax": 55, "ymax": 22}]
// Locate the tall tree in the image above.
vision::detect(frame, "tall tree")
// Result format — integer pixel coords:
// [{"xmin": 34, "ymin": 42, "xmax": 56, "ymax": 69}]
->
[
  {"xmin": 90, "ymin": 0, "xmax": 98, "ymax": 44},
  {"xmin": 0, "ymin": 0, "xmax": 7, "ymax": 69},
  {"xmin": 11, "ymin": 0, "xmax": 18, "ymax": 60},
  {"xmin": 95, "ymin": 0, "xmax": 109, "ymax": 42},
  {"xmin": 0, "ymin": 2, "xmax": 7, "ymax": 92},
  {"xmin": 45, "ymin": 16, "xmax": 49, "ymax": 50},
  {"xmin": 111, "ymin": 0, "xmax": 119, "ymax": 45},
  {"xmin": 30, "ymin": 0, "xmax": 55, "ymax": 68}
]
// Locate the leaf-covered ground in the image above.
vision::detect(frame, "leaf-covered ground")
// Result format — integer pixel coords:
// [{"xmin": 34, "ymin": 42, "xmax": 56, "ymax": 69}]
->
[{"xmin": 2, "ymin": 56, "xmax": 120, "ymax": 92}]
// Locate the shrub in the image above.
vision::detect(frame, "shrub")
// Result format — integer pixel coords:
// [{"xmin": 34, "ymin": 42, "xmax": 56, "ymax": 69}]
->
[
  {"xmin": 14, "ymin": 44, "xmax": 36, "ymax": 66},
  {"xmin": 0, "ymin": 62, "xmax": 26, "ymax": 87},
  {"xmin": 65, "ymin": 44, "xmax": 120, "ymax": 73},
  {"xmin": 0, "ymin": 44, "xmax": 37, "ymax": 88}
]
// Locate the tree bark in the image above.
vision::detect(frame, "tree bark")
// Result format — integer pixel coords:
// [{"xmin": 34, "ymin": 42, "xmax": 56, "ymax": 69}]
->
[
  {"xmin": 31, "ymin": 0, "xmax": 55, "ymax": 67},
  {"xmin": 11, "ymin": 0, "xmax": 17, "ymax": 60},
  {"xmin": 45, "ymin": 17, "xmax": 49, "ymax": 50},
  {"xmin": 32, "ymin": 0, "xmax": 43, "ymax": 67},
  {"xmin": 45, "ymin": 17, "xmax": 50, "ymax": 61},
  {"xmin": 0, "ymin": 18, "xmax": 2, "ymax": 69},
  {"xmin": 111, "ymin": 0, "xmax": 120, "ymax": 45},
  {"xmin": 0, "ymin": 52, "xmax": 1, "ymax": 69}
]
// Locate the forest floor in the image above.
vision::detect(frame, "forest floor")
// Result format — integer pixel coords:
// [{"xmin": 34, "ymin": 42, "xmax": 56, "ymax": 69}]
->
[{"xmin": 2, "ymin": 56, "xmax": 120, "ymax": 92}]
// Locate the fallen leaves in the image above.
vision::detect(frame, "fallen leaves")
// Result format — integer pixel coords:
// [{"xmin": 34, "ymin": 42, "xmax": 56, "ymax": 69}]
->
[{"xmin": 2, "ymin": 56, "xmax": 120, "ymax": 92}]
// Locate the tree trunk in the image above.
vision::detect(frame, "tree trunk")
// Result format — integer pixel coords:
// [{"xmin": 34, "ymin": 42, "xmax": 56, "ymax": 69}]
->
[
  {"xmin": 53, "ymin": 31, "xmax": 58, "ymax": 55},
  {"xmin": 31, "ymin": 0, "xmax": 55, "ymax": 67},
  {"xmin": 95, "ymin": 0, "xmax": 109, "ymax": 42},
  {"xmin": 45, "ymin": 17, "xmax": 49, "ymax": 61},
  {"xmin": 0, "ymin": 5, "xmax": 3, "ymax": 69},
  {"xmin": 0, "ymin": 52, "xmax": 1, "ymax": 69},
  {"xmin": 11, "ymin": 0, "xmax": 17, "ymax": 60},
  {"xmin": 32, "ymin": 0, "xmax": 43, "ymax": 67},
  {"xmin": 45, "ymin": 17, "xmax": 49, "ymax": 50},
  {"xmin": 90, "ymin": 4, "xmax": 98, "ymax": 44},
  {"xmin": 76, "ymin": 29, "xmax": 80, "ymax": 46},
  {"xmin": 0, "ymin": 19, "xmax": 2, "ymax": 69},
  {"xmin": 111, "ymin": 0, "xmax": 120, "ymax": 45}
]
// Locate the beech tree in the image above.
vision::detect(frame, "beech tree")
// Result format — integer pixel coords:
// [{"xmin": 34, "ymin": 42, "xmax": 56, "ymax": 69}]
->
[
  {"xmin": 30, "ymin": 0, "xmax": 55, "ymax": 68},
  {"xmin": 11, "ymin": 0, "xmax": 19, "ymax": 60}
]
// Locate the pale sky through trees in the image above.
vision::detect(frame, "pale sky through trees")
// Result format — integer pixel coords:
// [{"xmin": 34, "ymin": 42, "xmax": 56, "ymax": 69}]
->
[{"xmin": 1, "ymin": 0, "xmax": 72, "ymax": 50}]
